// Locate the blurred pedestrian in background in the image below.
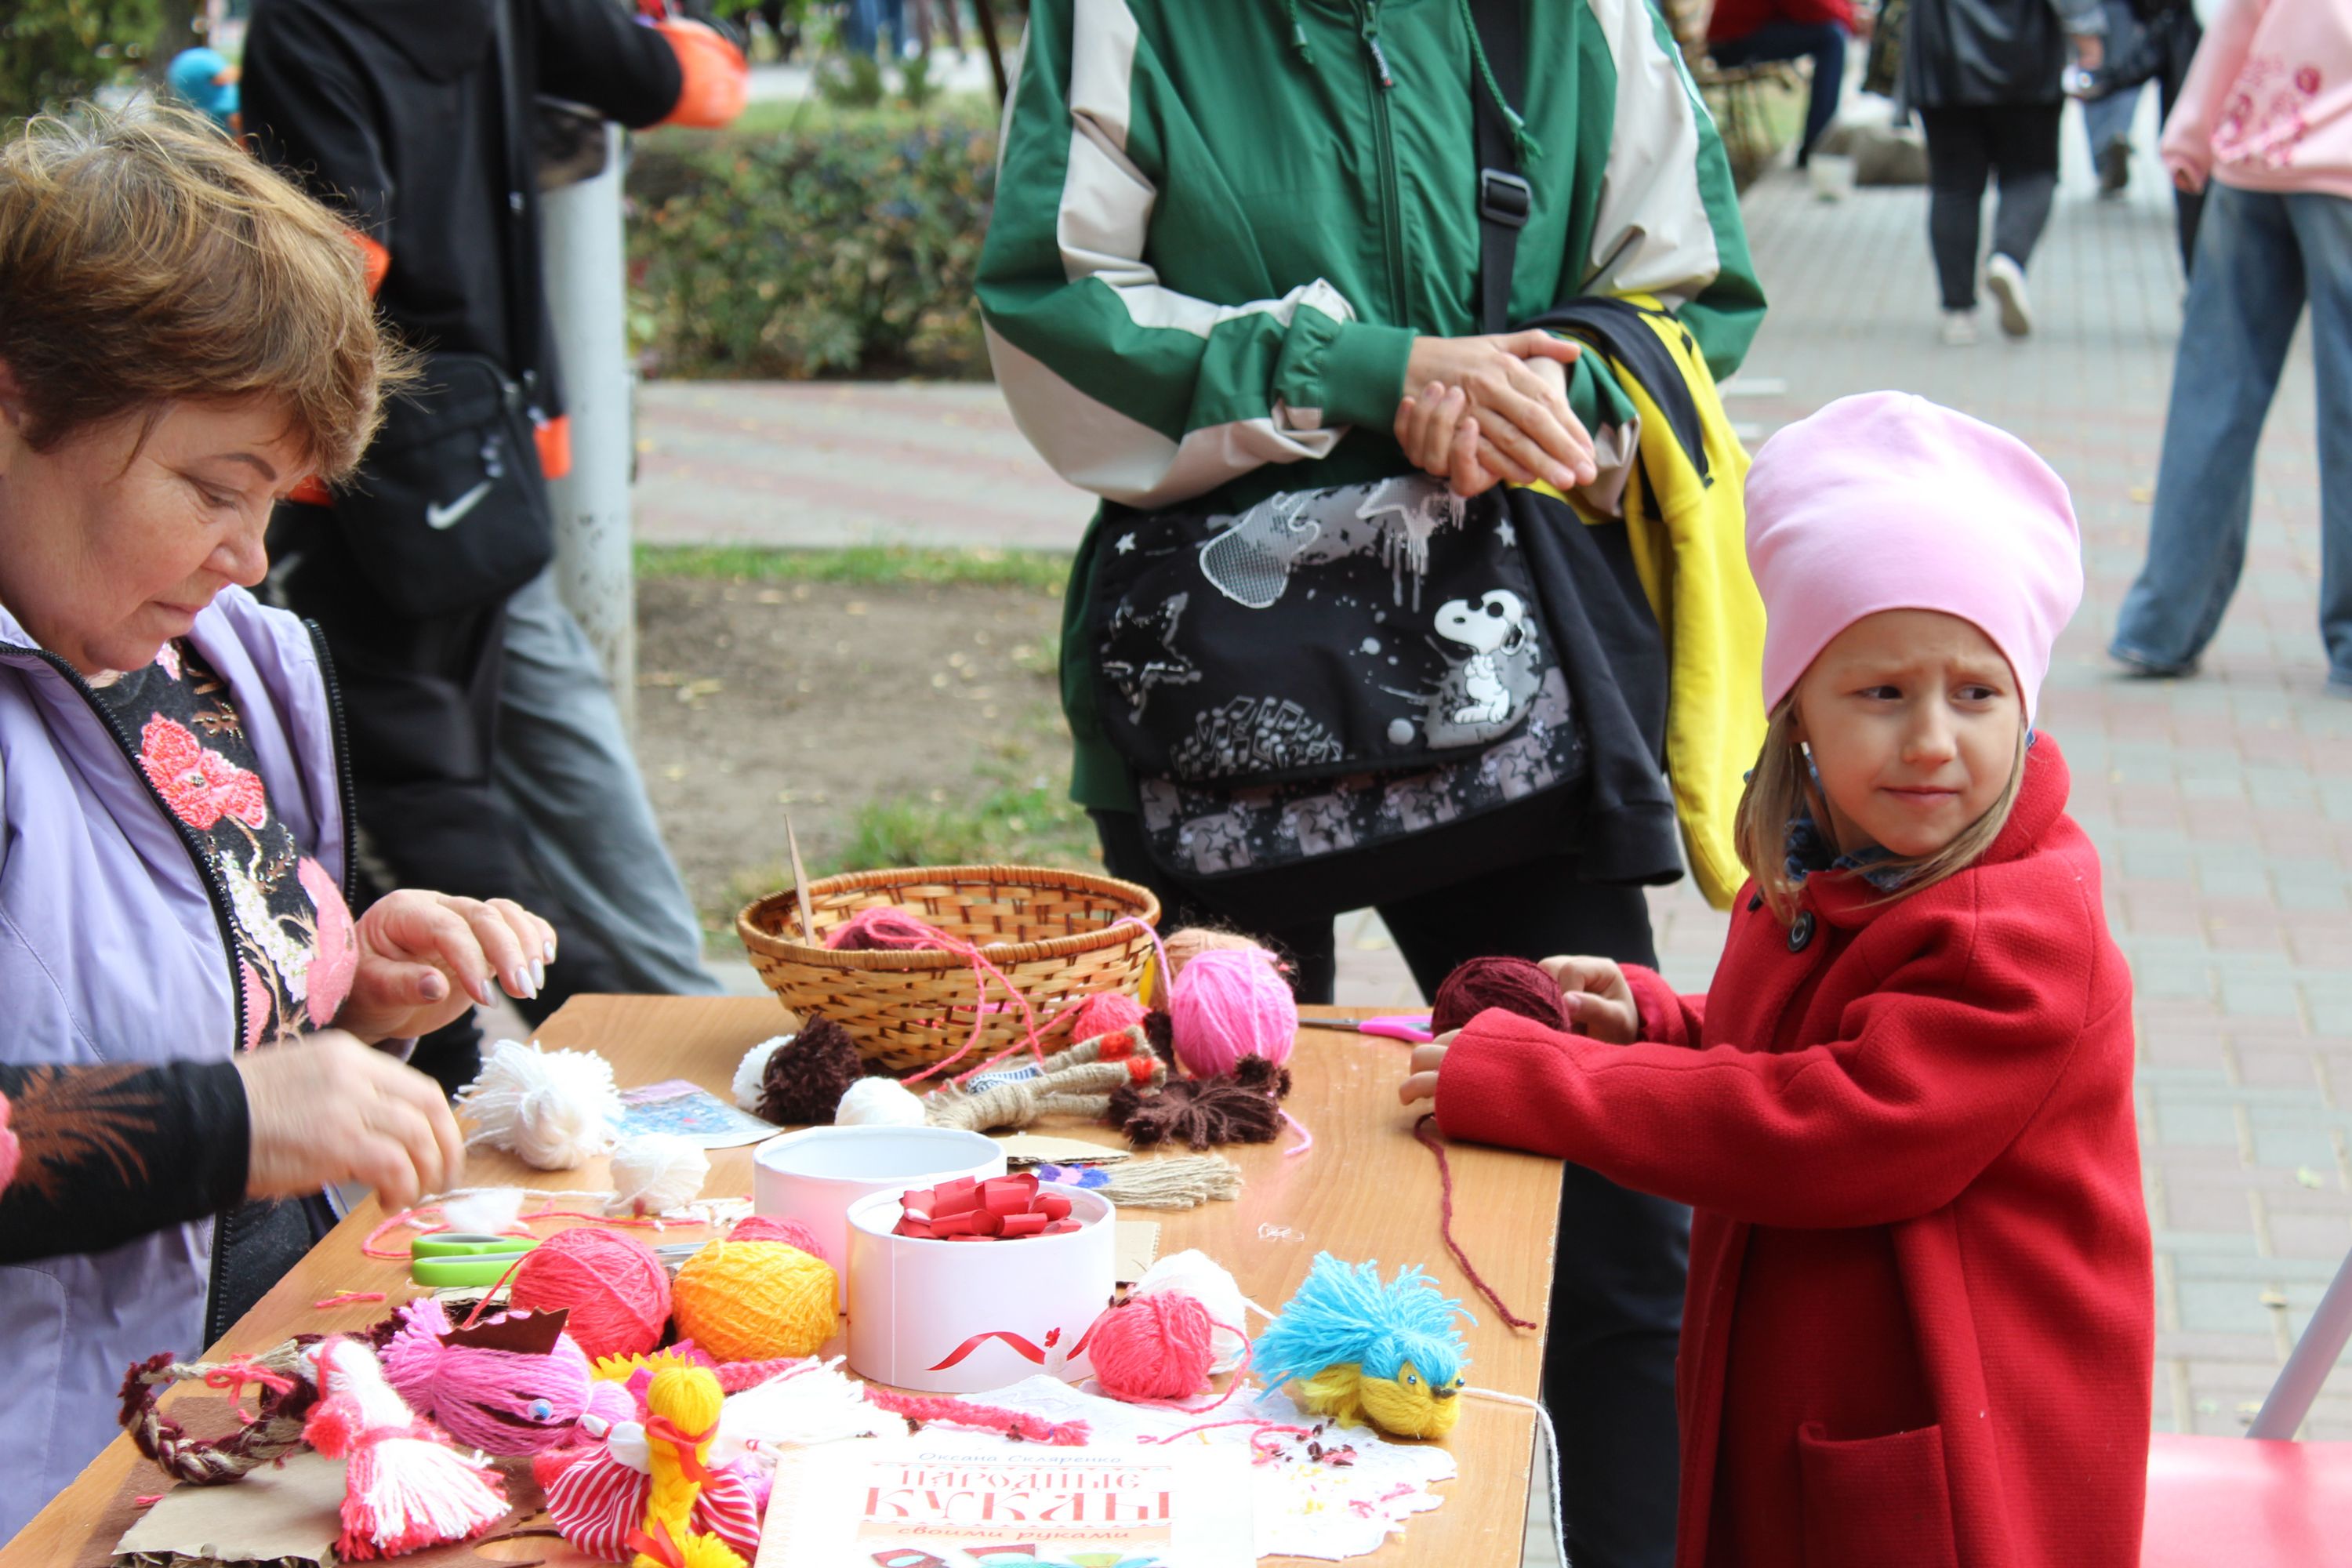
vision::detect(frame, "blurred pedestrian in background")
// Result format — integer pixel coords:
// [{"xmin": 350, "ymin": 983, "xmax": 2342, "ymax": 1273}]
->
[
  {"xmin": 1709, "ymin": 0, "xmax": 1874, "ymax": 169},
  {"xmin": 2111, "ymin": 0, "xmax": 2352, "ymax": 689},
  {"xmin": 241, "ymin": 0, "xmax": 747, "ymax": 1091},
  {"xmin": 2074, "ymin": 0, "xmax": 2209, "ymax": 268},
  {"xmin": 165, "ymin": 45, "xmax": 240, "ymax": 133},
  {"xmin": 1904, "ymin": 0, "xmax": 2109, "ymax": 343}
]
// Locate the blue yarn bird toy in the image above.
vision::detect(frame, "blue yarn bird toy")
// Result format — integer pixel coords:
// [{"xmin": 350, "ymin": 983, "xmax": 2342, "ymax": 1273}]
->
[{"xmin": 1252, "ymin": 1253, "xmax": 1472, "ymax": 1439}]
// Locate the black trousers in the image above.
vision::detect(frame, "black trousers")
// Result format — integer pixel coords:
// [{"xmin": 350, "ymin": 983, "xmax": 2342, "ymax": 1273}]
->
[
  {"xmin": 1918, "ymin": 102, "xmax": 2064, "ymax": 310},
  {"xmin": 1095, "ymin": 811, "xmax": 1689, "ymax": 1568},
  {"xmin": 271, "ymin": 509, "xmax": 630, "ymax": 1091}
]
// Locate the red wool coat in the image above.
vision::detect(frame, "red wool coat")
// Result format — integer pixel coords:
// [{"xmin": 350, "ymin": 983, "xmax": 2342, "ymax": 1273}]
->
[
  {"xmin": 1436, "ymin": 738, "xmax": 2152, "ymax": 1568},
  {"xmin": 1708, "ymin": 0, "xmax": 1859, "ymax": 43}
]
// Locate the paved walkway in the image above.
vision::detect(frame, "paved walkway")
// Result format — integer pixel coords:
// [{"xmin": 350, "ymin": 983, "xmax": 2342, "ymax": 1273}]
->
[{"xmin": 634, "ymin": 102, "xmax": 2350, "ymax": 1441}]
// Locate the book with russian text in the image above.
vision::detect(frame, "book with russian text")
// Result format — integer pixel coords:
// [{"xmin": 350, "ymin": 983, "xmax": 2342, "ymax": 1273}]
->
[{"xmin": 756, "ymin": 1432, "xmax": 1257, "ymax": 1568}]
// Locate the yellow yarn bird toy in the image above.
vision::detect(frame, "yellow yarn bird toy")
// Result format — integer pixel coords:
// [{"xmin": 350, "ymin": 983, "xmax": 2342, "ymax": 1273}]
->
[
  {"xmin": 631, "ymin": 1365, "xmax": 746, "ymax": 1568},
  {"xmin": 1252, "ymin": 1253, "xmax": 1472, "ymax": 1440}
]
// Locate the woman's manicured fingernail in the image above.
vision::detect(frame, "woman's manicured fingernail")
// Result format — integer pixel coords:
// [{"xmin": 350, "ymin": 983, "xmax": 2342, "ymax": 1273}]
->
[
  {"xmin": 420, "ymin": 971, "xmax": 448, "ymax": 1002},
  {"xmin": 543, "ymin": 940, "xmax": 557, "ymax": 963},
  {"xmin": 471, "ymin": 974, "xmax": 494, "ymax": 1006},
  {"xmin": 532, "ymin": 961, "xmax": 546, "ymax": 993},
  {"xmin": 506, "ymin": 964, "xmax": 532, "ymax": 998}
]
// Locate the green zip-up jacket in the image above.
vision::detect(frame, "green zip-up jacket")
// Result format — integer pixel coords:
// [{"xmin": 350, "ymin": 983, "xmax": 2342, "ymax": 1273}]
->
[{"xmin": 978, "ymin": 0, "xmax": 1766, "ymax": 813}]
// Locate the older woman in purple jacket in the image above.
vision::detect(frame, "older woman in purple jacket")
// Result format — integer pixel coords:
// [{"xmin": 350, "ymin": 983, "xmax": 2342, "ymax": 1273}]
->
[{"xmin": 0, "ymin": 111, "xmax": 561, "ymax": 1540}]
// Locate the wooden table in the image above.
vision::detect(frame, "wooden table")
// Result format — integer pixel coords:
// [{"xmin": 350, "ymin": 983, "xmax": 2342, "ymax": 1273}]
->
[{"xmin": 3, "ymin": 996, "xmax": 1563, "ymax": 1567}]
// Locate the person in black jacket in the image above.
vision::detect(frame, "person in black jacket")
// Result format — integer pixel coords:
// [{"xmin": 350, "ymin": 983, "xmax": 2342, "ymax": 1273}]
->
[
  {"xmin": 241, "ymin": 0, "xmax": 745, "ymax": 1091},
  {"xmin": 1904, "ymin": 0, "xmax": 2107, "ymax": 344}
]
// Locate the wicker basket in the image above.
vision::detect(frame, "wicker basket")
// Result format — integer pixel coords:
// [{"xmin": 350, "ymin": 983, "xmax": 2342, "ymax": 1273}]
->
[{"xmin": 736, "ymin": 864, "xmax": 1163, "ymax": 1076}]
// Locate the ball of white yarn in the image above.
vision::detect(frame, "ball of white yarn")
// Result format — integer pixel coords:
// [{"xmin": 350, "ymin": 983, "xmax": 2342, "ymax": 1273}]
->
[
  {"xmin": 455, "ymin": 1039, "xmax": 624, "ymax": 1171},
  {"xmin": 835, "ymin": 1076, "xmax": 927, "ymax": 1127},
  {"xmin": 733, "ymin": 1034, "xmax": 793, "ymax": 1112},
  {"xmin": 1134, "ymin": 1248, "xmax": 1250, "ymax": 1371},
  {"xmin": 606, "ymin": 1132, "xmax": 708, "ymax": 1217}
]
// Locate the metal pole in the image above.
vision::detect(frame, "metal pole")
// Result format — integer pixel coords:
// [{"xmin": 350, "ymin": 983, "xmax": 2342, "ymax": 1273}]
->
[
  {"xmin": 2247, "ymin": 1244, "xmax": 2352, "ymax": 1439},
  {"xmin": 539, "ymin": 121, "xmax": 638, "ymax": 738}
]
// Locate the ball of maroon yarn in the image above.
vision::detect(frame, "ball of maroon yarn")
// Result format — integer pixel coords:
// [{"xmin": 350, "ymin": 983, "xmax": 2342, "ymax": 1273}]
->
[
  {"xmin": 730, "ymin": 1214, "xmax": 830, "ymax": 1265},
  {"xmin": 507, "ymin": 1228, "xmax": 671, "ymax": 1362},
  {"xmin": 1430, "ymin": 956, "xmax": 1566, "ymax": 1035},
  {"xmin": 1090, "ymin": 1290, "xmax": 1217, "ymax": 1402}
]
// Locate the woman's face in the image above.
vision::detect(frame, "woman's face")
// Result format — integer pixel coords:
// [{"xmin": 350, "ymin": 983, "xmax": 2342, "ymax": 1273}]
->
[{"xmin": 0, "ymin": 379, "xmax": 307, "ymax": 678}]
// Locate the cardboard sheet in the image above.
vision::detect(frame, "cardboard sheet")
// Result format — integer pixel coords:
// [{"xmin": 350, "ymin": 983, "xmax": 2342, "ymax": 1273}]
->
[{"xmin": 112, "ymin": 1451, "xmax": 344, "ymax": 1567}]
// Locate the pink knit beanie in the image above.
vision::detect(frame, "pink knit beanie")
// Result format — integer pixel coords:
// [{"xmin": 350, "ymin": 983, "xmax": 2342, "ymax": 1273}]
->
[{"xmin": 1746, "ymin": 392, "xmax": 2082, "ymax": 720}]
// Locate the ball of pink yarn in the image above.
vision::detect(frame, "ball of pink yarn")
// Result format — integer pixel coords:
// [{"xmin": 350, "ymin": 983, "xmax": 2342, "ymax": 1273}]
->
[
  {"xmin": 507, "ymin": 1228, "xmax": 672, "ymax": 1362},
  {"xmin": 1063, "ymin": 990, "xmax": 1148, "ymax": 1043},
  {"xmin": 1090, "ymin": 1290, "xmax": 1217, "ymax": 1402},
  {"xmin": 382, "ymin": 1298, "xmax": 595, "ymax": 1455},
  {"xmin": 730, "ymin": 1214, "xmax": 830, "ymax": 1264},
  {"xmin": 1168, "ymin": 947, "xmax": 1297, "ymax": 1077}
]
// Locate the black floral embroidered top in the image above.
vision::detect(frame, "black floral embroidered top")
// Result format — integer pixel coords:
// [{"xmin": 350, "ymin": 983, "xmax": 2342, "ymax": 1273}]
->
[{"xmin": 0, "ymin": 641, "xmax": 359, "ymax": 1329}]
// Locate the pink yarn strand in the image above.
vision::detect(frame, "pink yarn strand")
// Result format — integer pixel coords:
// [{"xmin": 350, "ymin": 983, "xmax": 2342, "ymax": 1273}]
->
[
  {"xmin": 1280, "ymin": 1109, "xmax": 1313, "ymax": 1158},
  {"xmin": 1112, "ymin": 916, "xmax": 1172, "ymax": 1007}
]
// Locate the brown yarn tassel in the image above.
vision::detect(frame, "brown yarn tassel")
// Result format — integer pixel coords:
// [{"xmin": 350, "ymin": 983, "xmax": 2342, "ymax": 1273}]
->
[
  {"xmin": 757, "ymin": 1014, "xmax": 864, "ymax": 1124},
  {"xmin": 1111, "ymin": 1057, "xmax": 1290, "ymax": 1149}
]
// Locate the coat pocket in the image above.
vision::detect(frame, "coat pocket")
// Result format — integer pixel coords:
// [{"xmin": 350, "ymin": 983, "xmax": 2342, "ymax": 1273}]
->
[{"xmin": 1797, "ymin": 1421, "xmax": 1959, "ymax": 1568}]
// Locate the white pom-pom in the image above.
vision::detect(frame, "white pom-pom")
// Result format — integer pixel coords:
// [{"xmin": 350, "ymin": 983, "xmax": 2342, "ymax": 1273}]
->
[
  {"xmin": 1134, "ymin": 1248, "xmax": 1250, "ymax": 1371},
  {"xmin": 606, "ymin": 1132, "xmax": 708, "ymax": 1217},
  {"xmin": 835, "ymin": 1076, "xmax": 926, "ymax": 1127},
  {"xmin": 454, "ymin": 1039, "xmax": 623, "ymax": 1171},
  {"xmin": 437, "ymin": 1187, "xmax": 527, "ymax": 1236},
  {"xmin": 733, "ymin": 1034, "xmax": 793, "ymax": 1112}
]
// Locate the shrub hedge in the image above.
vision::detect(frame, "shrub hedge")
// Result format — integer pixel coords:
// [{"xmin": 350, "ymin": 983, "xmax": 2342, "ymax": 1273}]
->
[{"xmin": 626, "ymin": 103, "xmax": 996, "ymax": 381}]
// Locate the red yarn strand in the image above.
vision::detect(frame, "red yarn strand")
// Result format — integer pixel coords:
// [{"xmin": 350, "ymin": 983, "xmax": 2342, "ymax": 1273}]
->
[
  {"xmin": 1413, "ymin": 1114, "xmax": 1538, "ymax": 1331},
  {"xmin": 864, "ymin": 1387, "xmax": 1091, "ymax": 1446}
]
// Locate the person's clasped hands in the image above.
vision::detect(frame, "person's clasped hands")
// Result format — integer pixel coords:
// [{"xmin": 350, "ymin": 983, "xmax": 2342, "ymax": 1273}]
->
[
  {"xmin": 1393, "ymin": 331, "xmax": 1602, "ymax": 499},
  {"xmin": 1399, "ymin": 953, "xmax": 1642, "ymax": 1106}
]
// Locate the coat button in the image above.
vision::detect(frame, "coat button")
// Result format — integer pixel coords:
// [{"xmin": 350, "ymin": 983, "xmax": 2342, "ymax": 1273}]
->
[{"xmin": 1788, "ymin": 910, "xmax": 1816, "ymax": 952}]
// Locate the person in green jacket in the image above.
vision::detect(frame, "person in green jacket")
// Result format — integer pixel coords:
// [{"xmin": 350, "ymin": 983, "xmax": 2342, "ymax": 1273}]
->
[{"xmin": 979, "ymin": 4, "xmax": 1762, "ymax": 1563}]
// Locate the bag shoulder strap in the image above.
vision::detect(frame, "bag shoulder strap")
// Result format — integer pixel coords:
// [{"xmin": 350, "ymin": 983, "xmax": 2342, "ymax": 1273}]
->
[
  {"xmin": 488, "ymin": 0, "xmax": 543, "ymax": 390},
  {"xmin": 1468, "ymin": 0, "xmax": 1530, "ymax": 335}
]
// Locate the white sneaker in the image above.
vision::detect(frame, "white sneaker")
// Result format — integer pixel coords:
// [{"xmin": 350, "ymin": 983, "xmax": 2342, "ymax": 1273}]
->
[
  {"xmin": 1940, "ymin": 309, "xmax": 1980, "ymax": 347},
  {"xmin": 1986, "ymin": 253, "xmax": 2033, "ymax": 338}
]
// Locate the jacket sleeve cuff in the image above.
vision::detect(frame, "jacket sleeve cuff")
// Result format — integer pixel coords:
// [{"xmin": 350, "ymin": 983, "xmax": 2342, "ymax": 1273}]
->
[
  {"xmin": 1306, "ymin": 319, "xmax": 1417, "ymax": 431},
  {"xmin": 1622, "ymin": 964, "xmax": 1692, "ymax": 1047},
  {"xmin": 1432, "ymin": 1010, "xmax": 1595, "ymax": 1159}
]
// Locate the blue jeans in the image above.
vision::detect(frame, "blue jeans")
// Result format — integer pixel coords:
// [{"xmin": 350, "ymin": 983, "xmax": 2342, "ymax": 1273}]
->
[
  {"xmin": 2111, "ymin": 183, "xmax": 2352, "ymax": 681},
  {"xmin": 1711, "ymin": 20, "xmax": 1847, "ymax": 162},
  {"xmin": 2082, "ymin": 0, "xmax": 2143, "ymax": 158}
]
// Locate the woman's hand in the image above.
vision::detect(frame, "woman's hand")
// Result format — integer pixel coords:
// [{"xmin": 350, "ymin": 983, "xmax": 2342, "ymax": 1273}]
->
[
  {"xmin": 1540, "ymin": 955, "xmax": 1641, "ymax": 1043},
  {"xmin": 1399, "ymin": 358, "xmax": 1581, "ymax": 496},
  {"xmin": 1404, "ymin": 332, "xmax": 1599, "ymax": 492},
  {"xmin": 331, "ymin": 890, "xmax": 559, "ymax": 1044},
  {"xmin": 1398, "ymin": 1033, "xmax": 1455, "ymax": 1106},
  {"xmin": 234, "ymin": 1030, "xmax": 465, "ymax": 1211}
]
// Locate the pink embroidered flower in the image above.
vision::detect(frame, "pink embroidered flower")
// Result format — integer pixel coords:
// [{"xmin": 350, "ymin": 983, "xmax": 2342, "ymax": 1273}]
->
[
  {"xmin": 137, "ymin": 715, "xmax": 268, "ymax": 832},
  {"xmin": 154, "ymin": 643, "xmax": 182, "ymax": 680},
  {"xmin": 239, "ymin": 960, "xmax": 269, "ymax": 1052},
  {"xmin": 2296, "ymin": 66, "xmax": 2322, "ymax": 97},
  {"xmin": 299, "ymin": 856, "xmax": 358, "ymax": 1025}
]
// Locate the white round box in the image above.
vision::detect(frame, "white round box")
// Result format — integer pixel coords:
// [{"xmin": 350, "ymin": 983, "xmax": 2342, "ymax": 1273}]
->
[
  {"xmin": 752, "ymin": 1126, "xmax": 1004, "ymax": 1307},
  {"xmin": 844, "ymin": 1181, "xmax": 1116, "ymax": 1394}
]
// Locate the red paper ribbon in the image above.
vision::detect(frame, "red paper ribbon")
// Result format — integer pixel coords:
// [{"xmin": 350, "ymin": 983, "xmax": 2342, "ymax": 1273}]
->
[
  {"xmin": 642, "ymin": 1414, "xmax": 716, "ymax": 1486},
  {"xmin": 924, "ymin": 1329, "xmax": 1054, "ymax": 1372}
]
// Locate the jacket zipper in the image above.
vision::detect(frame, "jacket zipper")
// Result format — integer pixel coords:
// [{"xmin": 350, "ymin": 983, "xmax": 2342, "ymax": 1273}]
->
[
  {"xmin": 1352, "ymin": 0, "xmax": 1410, "ymax": 319},
  {"xmin": 302, "ymin": 619, "xmax": 361, "ymax": 899}
]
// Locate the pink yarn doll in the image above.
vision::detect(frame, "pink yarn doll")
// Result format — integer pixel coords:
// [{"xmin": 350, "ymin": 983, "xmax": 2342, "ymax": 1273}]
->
[
  {"xmin": 382, "ymin": 1298, "xmax": 630, "ymax": 1457},
  {"xmin": 302, "ymin": 1337, "xmax": 507, "ymax": 1560}
]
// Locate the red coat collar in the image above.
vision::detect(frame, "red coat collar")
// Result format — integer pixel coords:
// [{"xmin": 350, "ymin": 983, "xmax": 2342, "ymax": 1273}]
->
[{"xmin": 1801, "ymin": 733, "xmax": 2072, "ymax": 929}]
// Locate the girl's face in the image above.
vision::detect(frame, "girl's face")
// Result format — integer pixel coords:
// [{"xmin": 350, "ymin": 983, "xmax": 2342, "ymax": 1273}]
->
[
  {"xmin": 0, "ymin": 372, "xmax": 305, "ymax": 679},
  {"xmin": 1791, "ymin": 609, "xmax": 2024, "ymax": 860}
]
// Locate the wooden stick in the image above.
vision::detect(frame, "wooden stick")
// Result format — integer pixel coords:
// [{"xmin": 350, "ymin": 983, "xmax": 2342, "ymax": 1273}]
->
[{"xmin": 784, "ymin": 814, "xmax": 817, "ymax": 945}]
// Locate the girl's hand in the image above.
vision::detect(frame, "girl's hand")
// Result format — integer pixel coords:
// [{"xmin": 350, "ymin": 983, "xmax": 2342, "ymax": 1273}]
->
[
  {"xmin": 1395, "ymin": 382, "xmax": 1505, "ymax": 495},
  {"xmin": 1397, "ymin": 1033, "xmax": 1454, "ymax": 1106},
  {"xmin": 1404, "ymin": 332, "xmax": 1598, "ymax": 491},
  {"xmin": 332, "ymin": 890, "xmax": 558, "ymax": 1044},
  {"xmin": 1540, "ymin": 955, "xmax": 1641, "ymax": 1044},
  {"xmin": 235, "ymin": 1029, "xmax": 466, "ymax": 1211}
]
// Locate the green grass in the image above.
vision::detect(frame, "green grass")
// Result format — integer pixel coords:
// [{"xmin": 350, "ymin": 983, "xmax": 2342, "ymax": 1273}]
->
[
  {"xmin": 635, "ymin": 543, "xmax": 1070, "ymax": 593},
  {"xmin": 638, "ymin": 89, "xmax": 995, "ymax": 148}
]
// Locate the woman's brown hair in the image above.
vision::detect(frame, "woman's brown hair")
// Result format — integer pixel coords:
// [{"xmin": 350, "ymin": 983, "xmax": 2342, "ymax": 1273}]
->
[
  {"xmin": 0, "ymin": 105, "xmax": 408, "ymax": 481},
  {"xmin": 1733, "ymin": 702, "xmax": 2031, "ymax": 924}
]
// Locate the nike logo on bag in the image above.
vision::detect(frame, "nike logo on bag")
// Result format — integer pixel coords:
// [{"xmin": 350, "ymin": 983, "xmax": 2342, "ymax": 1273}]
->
[{"xmin": 426, "ymin": 481, "xmax": 495, "ymax": 530}]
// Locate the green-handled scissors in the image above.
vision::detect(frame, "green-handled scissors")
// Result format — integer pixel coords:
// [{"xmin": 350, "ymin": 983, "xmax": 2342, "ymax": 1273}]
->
[{"xmin": 410, "ymin": 1232, "xmax": 539, "ymax": 1288}]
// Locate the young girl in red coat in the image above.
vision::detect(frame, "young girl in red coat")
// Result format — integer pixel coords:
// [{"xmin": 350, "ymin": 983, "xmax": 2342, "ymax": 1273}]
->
[{"xmin": 1403, "ymin": 392, "xmax": 2154, "ymax": 1568}]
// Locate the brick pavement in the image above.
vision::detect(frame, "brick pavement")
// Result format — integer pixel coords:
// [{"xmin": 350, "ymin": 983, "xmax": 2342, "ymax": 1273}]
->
[{"xmin": 634, "ymin": 116, "xmax": 2352, "ymax": 1441}]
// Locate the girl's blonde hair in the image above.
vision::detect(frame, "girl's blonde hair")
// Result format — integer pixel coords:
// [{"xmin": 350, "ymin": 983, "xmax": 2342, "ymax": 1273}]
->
[
  {"xmin": 0, "ymin": 105, "xmax": 412, "ymax": 481},
  {"xmin": 1732, "ymin": 701, "xmax": 2031, "ymax": 924}
]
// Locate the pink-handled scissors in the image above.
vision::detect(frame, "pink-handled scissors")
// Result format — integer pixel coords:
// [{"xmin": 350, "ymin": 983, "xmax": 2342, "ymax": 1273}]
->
[{"xmin": 1319, "ymin": 1014, "xmax": 1436, "ymax": 1044}]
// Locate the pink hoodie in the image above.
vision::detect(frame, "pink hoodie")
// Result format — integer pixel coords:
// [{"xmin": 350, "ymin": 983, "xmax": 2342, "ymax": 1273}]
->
[{"xmin": 2163, "ymin": 0, "xmax": 2352, "ymax": 200}]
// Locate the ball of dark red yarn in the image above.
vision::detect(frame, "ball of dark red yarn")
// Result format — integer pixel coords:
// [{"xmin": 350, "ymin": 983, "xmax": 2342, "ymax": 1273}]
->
[
  {"xmin": 1430, "ymin": 956, "xmax": 1566, "ymax": 1035},
  {"xmin": 757, "ymin": 1014, "xmax": 865, "ymax": 1123}
]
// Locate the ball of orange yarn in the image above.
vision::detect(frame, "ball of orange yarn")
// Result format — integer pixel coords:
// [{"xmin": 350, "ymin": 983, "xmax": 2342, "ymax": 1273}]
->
[
  {"xmin": 506, "ymin": 1227, "xmax": 670, "ymax": 1362},
  {"xmin": 670, "ymin": 1239, "xmax": 837, "ymax": 1363},
  {"xmin": 1088, "ymin": 1289, "xmax": 1218, "ymax": 1402}
]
